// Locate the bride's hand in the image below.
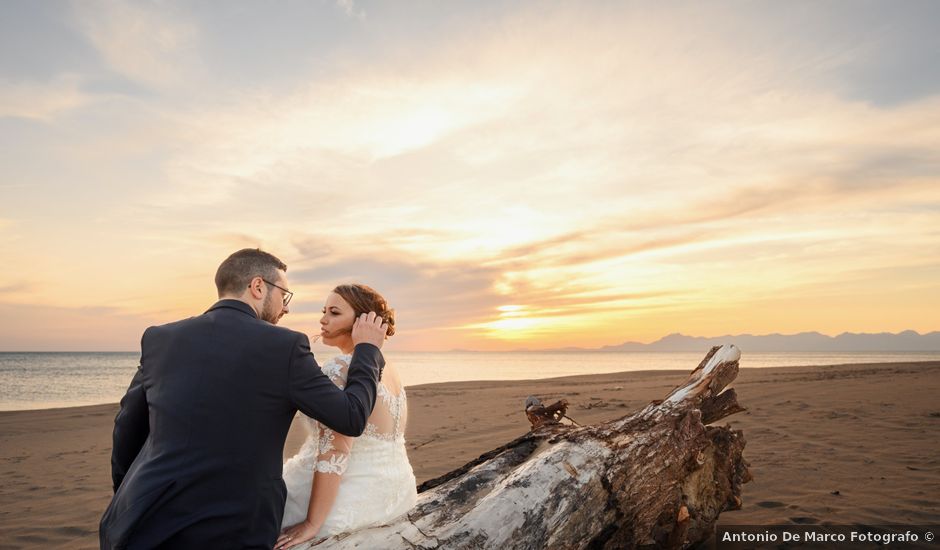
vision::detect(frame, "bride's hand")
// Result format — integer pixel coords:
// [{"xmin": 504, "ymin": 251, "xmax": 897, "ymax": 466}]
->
[{"xmin": 275, "ymin": 519, "xmax": 320, "ymax": 549}]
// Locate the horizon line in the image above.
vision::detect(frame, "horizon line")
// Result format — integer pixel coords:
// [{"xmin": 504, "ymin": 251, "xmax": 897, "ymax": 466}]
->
[{"xmin": 3, "ymin": 328, "xmax": 939, "ymax": 354}]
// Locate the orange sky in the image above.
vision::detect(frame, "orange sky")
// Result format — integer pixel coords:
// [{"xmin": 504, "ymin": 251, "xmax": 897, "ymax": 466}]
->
[{"xmin": 1, "ymin": 2, "xmax": 938, "ymax": 351}]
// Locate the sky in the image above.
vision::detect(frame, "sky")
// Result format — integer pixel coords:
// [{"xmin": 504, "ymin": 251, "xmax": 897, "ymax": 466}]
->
[{"xmin": 0, "ymin": 0, "xmax": 938, "ymax": 352}]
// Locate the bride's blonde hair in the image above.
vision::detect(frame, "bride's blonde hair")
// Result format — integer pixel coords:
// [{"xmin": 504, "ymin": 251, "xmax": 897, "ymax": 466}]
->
[{"xmin": 332, "ymin": 284, "xmax": 396, "ymax": 338}]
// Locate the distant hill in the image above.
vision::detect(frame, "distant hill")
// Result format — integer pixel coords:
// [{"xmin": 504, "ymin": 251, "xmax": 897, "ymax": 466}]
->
[{"xmin": 594, "ymin": 330, "xmax": 940, "ymax": 352}]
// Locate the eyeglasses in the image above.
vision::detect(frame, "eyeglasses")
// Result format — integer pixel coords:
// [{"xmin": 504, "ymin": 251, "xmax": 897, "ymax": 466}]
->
[{"xmin": 261, "ymin": 279, "xmax": 293, "ymax": 307}]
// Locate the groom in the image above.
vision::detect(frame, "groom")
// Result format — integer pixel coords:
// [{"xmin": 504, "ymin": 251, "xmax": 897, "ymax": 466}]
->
[{"xmin": 100, "ymin": 248, "xmax": 388, "ymax": 549}]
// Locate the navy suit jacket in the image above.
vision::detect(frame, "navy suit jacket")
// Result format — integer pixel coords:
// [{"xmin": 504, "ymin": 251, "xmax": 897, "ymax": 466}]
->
[{"xmin": 99, "ymin": 300, "xmax": 382, "ymax": 549}]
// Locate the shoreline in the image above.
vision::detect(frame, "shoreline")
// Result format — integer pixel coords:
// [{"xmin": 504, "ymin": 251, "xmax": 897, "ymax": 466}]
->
[
  {"xmin": 2, "ymin": 361, "xmax": 938, "ymax": 548},
  {"xmin": 4, "ymin": 359, "xmax": 940, "ymax": 414}
]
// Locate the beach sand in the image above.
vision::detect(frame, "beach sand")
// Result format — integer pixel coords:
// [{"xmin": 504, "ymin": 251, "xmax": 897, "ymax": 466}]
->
[{"xmin": 1, "ymin": 361, "xmax": 938, "ymax": 549}]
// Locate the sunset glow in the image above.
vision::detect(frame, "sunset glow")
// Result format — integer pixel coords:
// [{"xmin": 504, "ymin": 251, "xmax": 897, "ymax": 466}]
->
[{"xmin": 1, "ymin": 1, "xmax": 937, "ymax": 351}]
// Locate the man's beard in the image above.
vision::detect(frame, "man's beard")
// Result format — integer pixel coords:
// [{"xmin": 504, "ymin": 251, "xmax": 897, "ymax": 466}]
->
[{"xmin": 261, "ymin": 294, "xmax": 281, "ymax": 324}]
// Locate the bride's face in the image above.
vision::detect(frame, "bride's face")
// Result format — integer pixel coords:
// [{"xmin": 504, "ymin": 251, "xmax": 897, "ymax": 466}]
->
[{"xmin": 319, "ymin": 292, "xmax": 356, "ymax": 348}]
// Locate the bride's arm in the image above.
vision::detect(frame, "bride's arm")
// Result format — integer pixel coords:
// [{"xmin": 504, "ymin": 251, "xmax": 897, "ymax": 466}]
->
[
  {"xmin": 276, "ymin": 428, "xmax": 355, "ymax": 549},
  {"xmin": 277, "ymin": 358, "xmax": 355, "ymax": 550}
]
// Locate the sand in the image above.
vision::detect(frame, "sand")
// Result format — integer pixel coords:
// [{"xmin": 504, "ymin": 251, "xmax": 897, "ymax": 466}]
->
[{"xmin": 1, "ymin": 361, "xmax": 938, "ymax": 549}]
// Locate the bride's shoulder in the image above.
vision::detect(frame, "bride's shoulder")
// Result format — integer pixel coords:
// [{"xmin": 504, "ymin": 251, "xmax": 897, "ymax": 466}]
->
[{"xmin": 320, "ymin": 353, "xmax": 352, "ymax": 383}]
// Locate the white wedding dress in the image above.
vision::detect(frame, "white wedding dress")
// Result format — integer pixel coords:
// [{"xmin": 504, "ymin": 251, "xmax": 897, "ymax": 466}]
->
[{"xmin": 281, "ymin": 353, "xmax": 417, "ymax": 541}]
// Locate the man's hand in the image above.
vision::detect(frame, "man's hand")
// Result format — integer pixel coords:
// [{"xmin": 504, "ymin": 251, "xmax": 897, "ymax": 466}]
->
[{"xmin": 351, "ymin": 311, "xmax": 388, "ymax": 349}]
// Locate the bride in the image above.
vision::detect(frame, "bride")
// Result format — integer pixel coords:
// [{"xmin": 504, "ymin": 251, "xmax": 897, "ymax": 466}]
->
[{"xmin": 276, "ymin": 284, "xmax": 417, "ymax": 549}]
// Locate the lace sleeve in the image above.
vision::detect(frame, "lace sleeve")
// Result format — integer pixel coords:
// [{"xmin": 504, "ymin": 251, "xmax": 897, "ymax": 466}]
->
[{"xmin": 316, "ymin": 356, "xmax": 354, "ymax": 476}]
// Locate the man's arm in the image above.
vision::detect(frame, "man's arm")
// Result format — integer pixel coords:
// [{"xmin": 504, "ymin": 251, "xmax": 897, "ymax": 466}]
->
[
  {"xmin": 110, "ymin": 365, "xmax": 149, "ymax": 492},
  {"xmin": 288, "ymin": 335, "xmax": 383, "ymax": 437}
]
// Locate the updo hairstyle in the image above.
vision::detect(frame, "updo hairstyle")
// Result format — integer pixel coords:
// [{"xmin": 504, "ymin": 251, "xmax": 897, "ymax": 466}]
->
[{"xmin": 332, "ymin": 284, "xmax": 396, "ymax": 339}]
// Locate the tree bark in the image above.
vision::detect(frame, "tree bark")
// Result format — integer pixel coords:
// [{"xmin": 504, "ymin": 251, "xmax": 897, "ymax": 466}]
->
[{"xmin": 309, "ymin": 344, "xmax": 750, "ymax": 549}]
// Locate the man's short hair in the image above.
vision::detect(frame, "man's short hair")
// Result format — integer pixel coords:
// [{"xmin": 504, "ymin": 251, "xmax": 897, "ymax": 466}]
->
[{"xmin": 215, "ymin": 248, "xmax": 288, "ymax": 297}]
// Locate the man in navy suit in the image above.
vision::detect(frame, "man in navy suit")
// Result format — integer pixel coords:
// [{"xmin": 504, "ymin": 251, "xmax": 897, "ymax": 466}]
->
[{"xmin": 100, "ymin": 248, "xmax": 388, "ymax": 549}]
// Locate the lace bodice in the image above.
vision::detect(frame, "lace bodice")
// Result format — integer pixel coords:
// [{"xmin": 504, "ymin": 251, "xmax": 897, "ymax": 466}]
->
[
  {"xmin": 363, "ymin": 383, "xmax": 407, "ymax": 441},
  {"xmin": 302, "ymin": 353, "xmax": 408, "ymax": 475},
  {"xmin": 282, "ymin": 353, "xmax": 418, "ymax": 536}
]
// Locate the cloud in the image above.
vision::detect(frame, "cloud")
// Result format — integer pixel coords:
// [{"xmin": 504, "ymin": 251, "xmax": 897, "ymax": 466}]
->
[
  {"xmin": 105, "ymin": 1, "xmax": 939, "ymax": 249},
  {"xmin": 0, "ymin": 75, "xmax": 93, "ymax": 120},
  {"xmin": 0, "ymin": 282, "xmax": 34, "ymax": 295},
  {"xmin": 71, "ymin": 0, "xmax": 200, "ymax": 90},
  {"xmin": 290, "ymin": 255, "xmax": 504, "ymax": 329},
  {"xmin": 336, "ymin": 0, "xmax": 365, "ymax": 20}
]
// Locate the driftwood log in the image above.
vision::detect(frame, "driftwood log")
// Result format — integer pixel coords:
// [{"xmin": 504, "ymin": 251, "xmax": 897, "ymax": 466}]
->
[{"xmin": 310, "ymin": 344, "xmax": 750, "ymax": 549}]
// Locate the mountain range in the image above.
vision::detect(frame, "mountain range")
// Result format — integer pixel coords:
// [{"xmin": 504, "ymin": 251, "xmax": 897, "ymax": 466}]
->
[{"xmin": 507, "ymin": 330, "xmax": 940, "ymax": 352}]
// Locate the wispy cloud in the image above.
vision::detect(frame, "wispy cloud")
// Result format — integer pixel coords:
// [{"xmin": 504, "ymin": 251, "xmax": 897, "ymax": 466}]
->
[
  {"xmin": 0, "ymin": 75, "xmax": 93, "ymax": 120},
  {"xmin": 335, "ymin": 0, "xmax": 365, "ymax": 20},
  {"xmin": 71, "ymin": 0, "xmax": 200, "ymax": 90},
  {"xmin": 0, "ymin": 282, "xmax": 34, "ymax": 296},
  {"xmin": 290, "ymin": 255, "xmax": 503, "ymax": 327}
]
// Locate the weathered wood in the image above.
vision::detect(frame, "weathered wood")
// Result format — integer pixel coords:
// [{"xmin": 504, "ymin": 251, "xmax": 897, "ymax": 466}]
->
[
  {"xmin": 305, "ymin": 344, "xmax": 750, "ymax": 549},
  {"xmin": 525, "ymin": 397, "xmax": 572, "ymax": 429},
  {"xmin": 700, "ymin": 388, "xmax": 745, "ymax": 425}
]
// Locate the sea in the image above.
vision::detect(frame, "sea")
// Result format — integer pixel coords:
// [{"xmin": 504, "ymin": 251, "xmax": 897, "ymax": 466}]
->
[{"xmin": 2, "ymin": 350, "xmax": 940, "ymax": 411}]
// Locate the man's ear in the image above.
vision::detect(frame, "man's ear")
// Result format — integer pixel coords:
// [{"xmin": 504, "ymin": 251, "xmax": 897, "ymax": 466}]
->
[{"xmin": 248, "ymin": 276, "xmax": 265, "ymax": 300}]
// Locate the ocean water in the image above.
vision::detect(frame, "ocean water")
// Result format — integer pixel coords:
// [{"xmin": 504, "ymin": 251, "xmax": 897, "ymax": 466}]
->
[{"xmin": 1, "ymin": 350, "xmax": 939, "ymax": 411}]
